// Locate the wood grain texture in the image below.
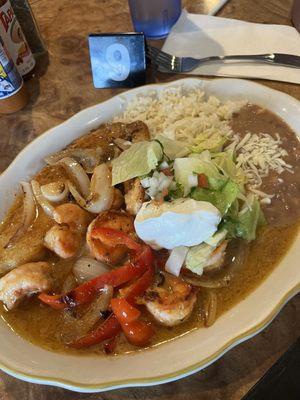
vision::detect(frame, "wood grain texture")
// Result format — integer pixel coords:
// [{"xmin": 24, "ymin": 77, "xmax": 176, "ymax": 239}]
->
[{"xmin": 0, "ymin": 0, "xmax": 299, "ymax": 399}]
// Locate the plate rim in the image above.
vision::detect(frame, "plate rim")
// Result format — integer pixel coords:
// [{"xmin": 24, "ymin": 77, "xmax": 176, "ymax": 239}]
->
[{"xmin": 0, "ymin": 77, "xmax": 299, "ymax": 392}]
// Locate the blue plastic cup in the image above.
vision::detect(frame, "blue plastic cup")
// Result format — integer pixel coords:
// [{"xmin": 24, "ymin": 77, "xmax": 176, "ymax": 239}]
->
[{"xmin": 128, "ymin": 0, "xmax": 182, "ymax": 39}]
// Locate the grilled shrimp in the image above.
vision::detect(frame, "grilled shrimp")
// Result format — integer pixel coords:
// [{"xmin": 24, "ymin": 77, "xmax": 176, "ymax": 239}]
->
[
  {"xmin": 124, "ymin": 178, "xmax": 145, "ymax": 215},
  {"xmin": 87, "ymin": 211, "xmax": 135, "ymax": 266},
  {"xmin": 204, "ymin": 241, "xmax": 228, "ymax": 272},
  {"xmin": 143, "ymin": 272, "xmax": 197, "ymax": 327},
  {"xmin": 111, "ymin": 188, "xmax": 124, "ymax": 210},
  {"xmin": 44, "ymin": 225, "xmax": 81, "ymax": 259},
  {"xmin": 0, "ymin": 262, "xmax": 53, "ymax": 310},
  {"xmin": 44, "ymin": 203, "xmax": 90, "ymax": 259},
  {"xmin": 53, "ymin": 203, "xmax": 90, "ymax": 233}
]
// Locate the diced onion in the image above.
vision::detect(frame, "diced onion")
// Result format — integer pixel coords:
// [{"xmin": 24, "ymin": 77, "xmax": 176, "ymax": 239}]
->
[
  {"xmin": 165, "ymin": 246, "xmax": 188, "ymax": 277},
  {"xmin": 59, "ymin": 157, "xmax": 90, "ymax": 198},
  {"xmin": 187, "ymin": 174, "xmax": 198, "ymax": 188},
  {"xmin": 141, "ymin": 171, "xmax": 173, "ymax": 200},
  {"xmin": 159, "ymin": 161, "xmax": 169, "ymax": 170},
  {"xmin": 41, "ymin": 181, "xmax": 69, "ymax": 203},
  {"xmin": 31, "ymin": 180, "xmax": 55, "ymax": 218},
  {"xmin": 141, "ymin": 177, "xmax": 151, "ymax": 189},
  {"xmin": 73, "ymin": 257, "xmax": 110, "ymax": 283}
]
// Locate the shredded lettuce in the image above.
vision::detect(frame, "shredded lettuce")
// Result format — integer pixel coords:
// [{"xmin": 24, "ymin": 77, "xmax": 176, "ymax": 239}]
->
[
  {"xmin": 221, "ymin": 196, "xmax": 266, "ymax": 241},
  {"xmin": 235, "ymin": 197, "xmax": 266, "ymax": 241},
  {"xmin": 186, "ymin": 229, "xmax": 227, "ymax": 276},
  {"xmin": 213, "ymin": 150, "xmax": 246, "ymax": 190},
  {"xmin": 167, "ymin": 182, "xmax": 184, "ymax": 200},
  {"xmin": 155, "ymin": 135, "xmax": 189, "ymax": 159},
  {"xmin": 191, "ymin": 179, "xmax": 240, "ymax": 215},
  {"xmin": 174, "ymin": 151, "xmax": 226, "ymax": 195},
  {"xmin": 192, "ymin": 132, "xmax": 226, "ymax": 153},
  {"xmin": 111, "ymin": 141, "xmax": 163, "ymax": 185}
]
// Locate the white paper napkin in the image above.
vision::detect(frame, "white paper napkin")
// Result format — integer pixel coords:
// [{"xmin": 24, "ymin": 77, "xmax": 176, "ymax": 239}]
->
[{"xmin": 162, "ymin": 10, "xmax": 300, "ymax": 84}]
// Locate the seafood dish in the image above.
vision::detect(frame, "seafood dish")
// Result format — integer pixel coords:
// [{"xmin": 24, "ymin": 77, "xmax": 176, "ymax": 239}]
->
[{"xmin": 0, "ymin": 85, "xmax": 299, "ymax": 355}]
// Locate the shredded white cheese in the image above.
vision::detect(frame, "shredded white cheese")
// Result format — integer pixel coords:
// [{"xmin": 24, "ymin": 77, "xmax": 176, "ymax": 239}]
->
[{"xmin": 229, "ymin": 132, "xmax": 293, "ymax": 197}]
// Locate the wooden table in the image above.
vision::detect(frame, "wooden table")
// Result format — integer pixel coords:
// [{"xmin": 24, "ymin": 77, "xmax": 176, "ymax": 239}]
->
[{"xmin": 0, "ymin": 0, "xmax": 299, "ymax": 398}]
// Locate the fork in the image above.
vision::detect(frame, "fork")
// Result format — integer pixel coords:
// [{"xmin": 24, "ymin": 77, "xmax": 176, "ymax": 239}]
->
[{"xmin": 146, "ymin": 44, "xmax": 300, "ymax": 73}]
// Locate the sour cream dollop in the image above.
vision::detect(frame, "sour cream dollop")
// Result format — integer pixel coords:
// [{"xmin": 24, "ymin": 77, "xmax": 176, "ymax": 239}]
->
[{"xmin": 134, "ymin": 198, "xmax": 221, "ymax": 250}]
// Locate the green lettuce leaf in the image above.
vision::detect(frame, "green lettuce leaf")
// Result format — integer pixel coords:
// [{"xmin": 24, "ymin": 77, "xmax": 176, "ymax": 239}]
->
[
  {"xmin": 155, "ymin": 135, "xmax": 189, "ymax": 159},
  {"xmin": 236, "ymin": 197, "xmax": 266, "ymax": 241},
  {"xmin": 191, "ymin": 179, "xmax": 240, "ymax": 215},
  {"xmin": 213, "ymin": 150, "xmax": 246, "ymax": 190},
  {"xmin": 186, "ymin": 229, "xmax": 227, "ymax": 275},
  {"xmin": 174, "ymin": 151, "xmax": 226, "ymax": 195},
  {"xmin": 111, "ymin": 141, "xmax": 163, "ymax": 185},
  {"xmin": 167, "ymin": 182, "xmax": 184, "ymax": 200},
  {"xmin": 192, "ymin": 132, "xmax": 226, "ymax": 153},
  {"xmin": 221, "ymin": 196, "xmax": 266, "ymax": 241}
]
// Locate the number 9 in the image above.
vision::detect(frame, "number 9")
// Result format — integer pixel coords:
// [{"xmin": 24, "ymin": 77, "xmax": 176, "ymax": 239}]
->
[{"xmin": 105, "ymin": 43, "xmax": 130, "ymax": 81}]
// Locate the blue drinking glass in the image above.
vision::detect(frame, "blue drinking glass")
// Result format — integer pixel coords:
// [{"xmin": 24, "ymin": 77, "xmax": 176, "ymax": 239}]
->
[{"xmin": 128, "ymin": 0, "xmax": 182, "ymax": 39}]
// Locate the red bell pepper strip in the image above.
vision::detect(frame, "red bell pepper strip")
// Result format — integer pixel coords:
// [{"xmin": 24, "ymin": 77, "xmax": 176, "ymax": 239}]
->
[
  {"xmin": 111, "ymin": 284, "xmax": 155, "ymax": 347},
  {"xmin": 198, "ymin": 173, "xmax": 209, "ymax": 188},
  {"xmin": 91, "ymin": 227, "xmax": 142, "ymax": 252},
  {"xmin": 111, "ymin": 298, "xmax": 141, "ymax": 324},
  {"xmin": 121, "ymin": 320, "xmax": 154, "ymax": 347},
  {"xmin": 70, "ymin": 266, "xmax": 154, "ymax": 348},
  {"xmin": 38, "ymin": 294, "xmax": 68, "ymax": 310},
  {"xmin": 126, "ymin": 267, "xmax": 154, "ymax": 305},
  {"xmin": 38, "ymin": 261, "xmax": 147, "ymax": 309},
  {"xmin": 71, "ymin": 314, "xmax": 121, "ymax": 349}
]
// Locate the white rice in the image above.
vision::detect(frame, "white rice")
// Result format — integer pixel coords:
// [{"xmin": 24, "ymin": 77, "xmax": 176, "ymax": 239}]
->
[{"xmin": 114, "ymin": 86, "xmax": 244, "ymax": 144}]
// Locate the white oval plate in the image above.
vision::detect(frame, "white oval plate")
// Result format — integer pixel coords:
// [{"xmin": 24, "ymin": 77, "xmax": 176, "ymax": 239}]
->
[{"xmin": 0, "ymin": 78, "xmax": 299, "ymax": 392}]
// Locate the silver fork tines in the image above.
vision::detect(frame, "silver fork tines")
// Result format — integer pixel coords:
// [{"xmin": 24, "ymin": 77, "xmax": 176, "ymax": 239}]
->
[{"xmin": 146, "ymin": 45, "xmax": 181, "ymax": 72}]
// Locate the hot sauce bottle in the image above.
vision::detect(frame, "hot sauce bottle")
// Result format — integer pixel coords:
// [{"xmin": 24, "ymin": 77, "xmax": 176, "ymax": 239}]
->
[
  {"xmin": 0, "ymin": 0, "xmax": 35, "ymax": 79},
  {"xmin": 0, "ymin": 37, "xmax": 28, "ymax": 113}
]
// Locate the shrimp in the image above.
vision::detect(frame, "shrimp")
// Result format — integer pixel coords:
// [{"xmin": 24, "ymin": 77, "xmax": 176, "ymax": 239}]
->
[
  {"xmin": 111, "ymin": 188, "xmax": 124, "ymax": 210},
  {"xmin": 124, "ymin": 178, "xmax": 145, "ymax": 215},
  {"xmin": 53, "ymin": 203, "xmax": 90, "ymax": 233},
  {"xmin": 204, "ymin": 241, "xmax": 228, "ymax": 272},
  {"xmin": 44, "ymin": 225, "xmax": 81, "ymax": 259},
  {"xmin": 87, "ymin": 211, "xmax": 135, "ymax": 266},
  {"xmin": 44, "ymin": 203, "xmax": 90, "ymax": 259},
  {"xmin": 0, "ymin": 262, "xmax": 53, "ymax": 310},
  {"xmin": 143, "ymin": 272, "xmax": 197, "ymax": 327}
]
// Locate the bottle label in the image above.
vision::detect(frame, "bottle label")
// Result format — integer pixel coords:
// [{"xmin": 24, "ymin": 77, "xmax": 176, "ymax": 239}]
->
[
  {"xmin": 0, "ymin": 41, "xmax": 23, "ymax": 99},
  {"xmin": 0, "ymin": 0, "xmax": 35, "ymax": 76}
]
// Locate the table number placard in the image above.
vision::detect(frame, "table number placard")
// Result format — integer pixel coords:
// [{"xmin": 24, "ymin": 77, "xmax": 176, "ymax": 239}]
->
[{"xmin": 88, "ymin": 33, "xmax": 146, "ymax": 89}]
